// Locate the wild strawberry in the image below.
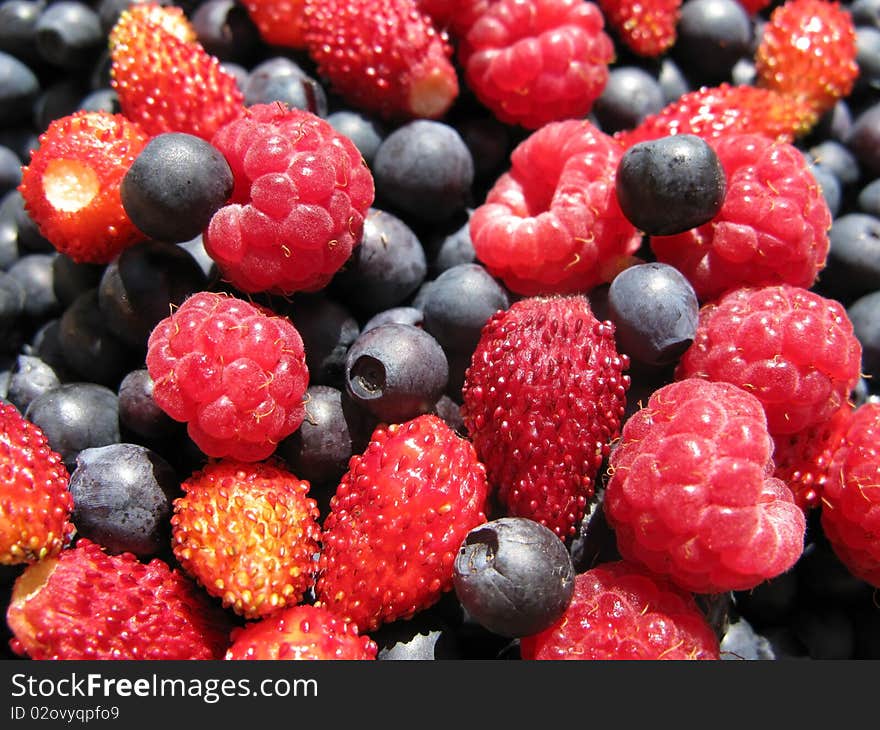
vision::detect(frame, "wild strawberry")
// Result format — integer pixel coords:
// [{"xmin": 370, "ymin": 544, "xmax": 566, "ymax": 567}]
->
[
  {"xmin": 171, "ymin": 459, "xmax": 321, "ymax": 619},
  {"xmin": 315, "ymin": 414, "xmax": 490, "ymax": 633},
  {"xmin": 6, "ymin": 539, "xmax": 233, "ymax": 660},
  {"xmin": 461, "ymin": 295, "xmax": 630, "ymax": 540},
  {"xmin": 0, "ymin": 404, "xmax": 74, "ymax": 565},
  {"xmin": 597, "ymin": 0, "xmax": 682, "ymax": 57},
  {"xmin": 17, "ymin": 111, "xmax": 149, "ymax": 264},
  {"xmin": 302, "ymin": 0, "xmax": 459, "ymax": 121},
  {"xmin": 241, "ymin": 0, "xmax": 308, "ymax": 48}
]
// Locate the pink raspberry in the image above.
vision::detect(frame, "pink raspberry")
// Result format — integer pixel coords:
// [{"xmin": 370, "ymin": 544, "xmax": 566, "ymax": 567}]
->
[
  {"xmin": 205, "ymin": 103, "xmax": 374, "ymax": 294},
  {"xmin": 469, "ymin": 119, "xmax": 641, "ymax": 296},
  {"xmin": 821, "ymin": 403, "xmax": 880, "ymax": 587},
  {"xmin": 461, "ymin": 0, "xmax": 614, "ymax": 130},
  {"xmin": 676, "ymin": 284, "xmax": 862, "ymax": 436},
  {"xmin": 145, "ymin": 291, "xmax": 309, "ymax": 462},
  {"xmin": 650, "ymin": 134, "xmax": 831, "ymax": 303},
  {"xmin": 604, "ymin": 378, "xmax": 806, "ymax": 594}
]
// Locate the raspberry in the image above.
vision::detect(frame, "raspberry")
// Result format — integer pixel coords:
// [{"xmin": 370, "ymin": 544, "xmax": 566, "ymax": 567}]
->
[
  {"xmin": 676, "ymin": 284, "xmax": 862, "ymax": 436},
  {"xmin": 461, "ymin": 296, "xmax": 630, "ymax": 539},
  {"xmin": 596, "ymin": 0, "xmax": 681, "ymax": 57},
  {"xmin": 461, "ymin": 0, "xmax": 614, "ymax": 130},
  {"xmin": 469, "ymin": 119, "xmax": 641, "ymax": 296},
  {"xmin": 519, "ymin": 561, "xmax": 720, "ymax": 660},
  {"xmin": 205, "ymin": 103, "xmax": 375, "ymax": 294},
  {"xmin": 145, "ymin": 291, "xmax": 309, "ymax": 462},
  {"xmin": 605, "ymin": 378, "xmax": 806, "ymax": 593},
  {"xmin": 650, "ymin": 133, "xmax": 832, "ymax": 302}
]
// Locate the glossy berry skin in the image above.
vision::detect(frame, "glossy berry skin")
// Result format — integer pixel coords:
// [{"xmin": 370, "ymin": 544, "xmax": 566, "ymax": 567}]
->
[
  {"xmin": 453, "ymin": 517, "xmax": 574, "ymax": 638},
  {"xmin": 33, "ymin": 1, "xmax": 103, "ymax": 69},
  {"xmin": 605, "ymin": 378, "xmax": 806, "ymax": 594},
  {"xmin": 593, "ymin": 67, "xmax": 666, "ymax": 135},
  {"xmin": 225, "ymin": 604, "xmax": 377, "ymax": 660},
  {"xmin": 206, "ymin": 103, "xmax": 375, "ymax": 295},
  {"xmin": 616, "ymin": 134, "xmax": 726, "ymax": 237},
  {"xmin": 470, "ymin": 119, "xmax": 641, "ymax": 296},
  {"xmin": 824, "ymin": 213, "xmax": 880, "ymax": 303},
  {"xmin": 0, "ymin": 403, "xmax": 73, "ymax": 565},
  {"xmin": 242, "ymin": 57, "xmax": 328, "ymax": 116},
  {"xmin": 461, "ymin": 296, "xmax": 630, "ymax": 540},
  {"xmin": 18, "ymin": 111, "xmax": 149, "ymax": 264},
  {"xmin": 849, "ymin": 291, "xmax": 880, "ymax": 382},
  {"xmin": 316, "ymin": 414, "xmax": 490, "ymax": 633},
  {"xmin": 240, "ymin": 0, "xmax": 307, "ymax": 49},
  {"xmin": 673, "ymin": 0, "xmax": 752, "ymax": 87},
  {"xmin": 286, "ymin": 293, "xmax": 360, "ymax": 389},
  {"xmin": 676, "ymin": 284, "xmax": 862, "ymax": 436},
  {"xmin": 519, "ymin": 561, "xmax": 720, "ymax": 660},
  {"xmin": 596, "ymin": 0, "xmax": 681, "ymax": 57},
  {"xmin": 145, "ymin": 291, "xmax": 309, "ymax": 462},
  {"xmin": 461, "ymin": 0, "xmax": 614, "ymax": 130},
  {"xmin": 6, "ymin": 539, "xmax": 233, "ymax": 660},
  {"xmin": 650, "ymin": 134, "xmax": 831, "ymax": 302}
]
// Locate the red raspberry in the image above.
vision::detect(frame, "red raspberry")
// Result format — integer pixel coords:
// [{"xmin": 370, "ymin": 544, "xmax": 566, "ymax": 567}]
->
[
  {"xmin": 469, "ymin": 119, "xmax": 641, "ymax": 296},
  {"xmin": 461, "ymin": 296, "xmax": 630, "ymax": 540},
  {"xmin": 316, "ymin": 414, "xmax": 490, "ymax": 633},
  {"xmin": 821, "ymin": 403, "xmax": 880, "ymax": 587},
  {"xmin": 519, "ymin": 561, "xmax": 720, "ymax": 660},
  {"xmin": 461, "ymin": 0, "xmax": 614, "ymax": 130},
  {"xmin": 18, "ymin": 111, "xmax": 149, "ymax": 264},
  {"xmin": 145, "ymin": 291, "xmax": 309, "ymax": 462},
  {"xmin": 650, "ymin": 134, "xmax": 832, "ymax": 302},
  {"xmin": 605, "ymin": 378, "xmax": 806, "ymax": 593},
  {"xmin": 205, "ymin": 103, "xmax": 374, "ymax": 295},
  {"xmin": 596, "ymin": 0, "xmax": 681, "ymax": 57},
  {"xmin": 241, "ymin": 0, "xmax": 308, "ymax": 48},
  {"xmin": 676, "ymin": 284, "xmax": 862, "ymax": 436}
]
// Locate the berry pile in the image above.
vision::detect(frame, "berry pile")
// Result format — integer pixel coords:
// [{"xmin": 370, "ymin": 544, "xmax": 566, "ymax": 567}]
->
[{"xmin": 0, "ymin": 0, "xmax": 879, "ymax": 662}]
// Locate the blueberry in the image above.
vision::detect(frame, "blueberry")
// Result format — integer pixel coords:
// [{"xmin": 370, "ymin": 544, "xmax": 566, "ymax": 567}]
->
[
  {"xmin": 822, "ymin": 213, "xmax": 880, "ymax": 303},
  {"xmin": 569, "ymin": 495, "xmax": 621, "ymax": 574},
  {"xmin": 191, "ymin": 0, "xmax": 260, "ymax": 64},
  {"xmin": 6, "ymin": 353, "xmax": 60, "ymax": 412},
  {"xmin": 730, "ymin": 57, "xmax": 757, "ymax": 86},
  {"xmin": 287, "ymin": 292, "xmax": 360, "ymax": 389},
  {"xmin": 177, "ymin": 234, "xmax": 217, "ymax": 280},
  {"xmin": 0, "ymin": 194, "xmax": 20, "ymax": 270},
  {"xmin": 432, "ymin": 393, "xmax": 465, "ymax": 435},
  {"xmin": 673, "ymin": 0, "xmax": 752, "ymax": 86},
  {"xmin": 846, "ymin": 101, "xmax": 880, "ymax": 177},
  {"xmin": 427, "ymin": 216, "xmax": 476, "ymax": 276},
  {"xmin": 25, "ymin": 318, "xmax": 70, "ymax": 378},
  {"xmin": 453, "ymin": 517, "xmax": 575, "ymax": 638},
  {"xmin": 344, "ymin": 323, "xmax": 448, "ymax": 423},
  {"xmin": 853, "ymin": 0, "xmax": 880, "ymax": 28},
  {"xmin": 456, "ymin": 116, "xmax": 510, "ymax": 183},
  {"xmin": 34, "ymin": 1, "xmax": 103, "ymax": 69},
  {"xmin": 657, "ymin": 57, "xmax": 691, "ymax": 104},
  {"xmin": 616, "ymin": 134, "xmax": 726, "ymax": 236},
  {"xmin": 117, "ymin": 368, "xmax": 178, "ymax": 442},
  {"xmin": 68, "ymin": 443, "xmax": 180, "ymax": 558},
  {"xmin": 33, "ymin": 79, "xmax": 88, "ymax": 133},
  {"xmin": 858, "ymin": 178, "xmax": 880, "ymax": 216},
  {"xmin": 593, "ymin": 66, "xmax": 666, "ymax": 135},
  {"xmin": 25, "ymin": 382, "xmax": 120, "ymax": 471},
  {"xmin": 11, "ymin": 190, "xmax": 53, "ymax": 254},
  {"xmin": 243, "ymin": 57, "xmax": 327, "ymax": 117},
  {"xmin": 848, "ymin": 289, "xmax": 880, "ymax": 381},
  {"xmin": 805, "ymin": 162, "xmax": 842, "ymax": 218},
  {"xmin": 0, "ymin": 269, "xmax": 24, "ymax": 350},
  {"xmin": 78, "ymin": 87, "xmax": 120, "ymax": 115},
  {"xmin": 121, "ymin": 133, "xmax": 234, "ymax": 244},
  {"xmin": 808, "ymin": 140, "xmax": 861, "ymax": 188},
  {"xmin": 362, "ymin": 306, "xmax": 424, "ymax": 334},
  {"xmin": 0, "ymin": 0, "xmax": 44, "ymax": 67},
  {"xmin": 7, "ymin": 253, "xmax": 60, "ymax": 320},
  {"xmin": 52, "ymin": 253, "xmax": 104, "ymax": 308},
  {"xmin": 326, "ymin": 110, "xmax": 385, "ymax": 167},
  {"xmin": 856, "ymin": 26, "xmax": 880, "ymax": 95},
  {"xmin": 373, "ymin": 120, "xmax": 474, "ymax": 224},
  {"xmin": 0, "ymin": 50, "xmax": 39, "ymax": 127},
  {"xmin": 0, "ymin": 145, "xmax": 21, "ymax": 197}
]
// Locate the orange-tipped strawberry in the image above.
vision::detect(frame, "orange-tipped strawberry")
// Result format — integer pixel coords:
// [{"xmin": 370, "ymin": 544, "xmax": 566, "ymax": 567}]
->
[
  {"xmin": 597, "ymin": 0, "xmax": 682, "ymax": 57},
  {"xmin": 6, "ymin": 539, "xmax": 233, "ymax": 660},
  {"xmin": 755, "ymin": 0, "xmax": 858, "ymax": 117},
  {"xmin": 241, "ymin": 0, "xmax": 308, "ymax": 48},
  {"xmin": 171, "ymin": 459, "xmax": 321, "ymax": 620},
  {"xmin": 18, "ymin": 111, "xmax": 149, "ymax": 264},
  {"xmin": 225, "ymin": 605, "xmax": 377, "ymax": 660},
  {"xmin": 302, "ymin": 0, "xmax": 459, "ymax": 121},
  {"xmin": 0, "ymin": 404, "xmax": 74, "ymax": 565},
  {"xmin": 110, "ymin": 3, "xmax": 245, "ymax": 140},
  {"xmin": 109, "ymin": 2, "xmax": 197, "ymax": 43}
]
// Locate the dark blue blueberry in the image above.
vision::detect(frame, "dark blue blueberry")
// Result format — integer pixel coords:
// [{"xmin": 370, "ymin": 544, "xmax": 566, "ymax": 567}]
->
[
  {"xmin": 219, "ymin": 61, "xmax": 248, "ymax": 93},
  {"xmin": 856, "ymin": 26, "xmax": 880, "ymax": 96},
  {"xmin": 853, "ymin": 0, "xmax": 880, "ymax": 28},
  {"xmin": 6, "ymin": 353, "xmax": 60, "ymax": 413},
  {"xmin": 593, "ymin": 66, "xmax": 666, "ymax": 135},
  {"xmin": 326, "ymin": 110, "xmax": 385, "ymax": 167},
  {"xmin": 191, "ymin": 0, "xmax": 260, "ymax": 64},
  {"xmin": 456, "ymin": 116, "xmax": 510, "ymax": 183},
  {"xmin": 0, "ymin": 0, "xmax": 44, "ymax": 67},
  {"xmin": 569, "ymin": 494, "xmax": 621, "ymax": 574},
  {"xmin": 0, "ymin": 193, "xmax": 20, "ymax": 270},
  {"xmin": 0, "ymin": 145, "xmax": 21, "ymax": 197},
  {"xmin": 121, "ymin": 132, "xmax": 234, "ymax": 243},
  {"xmin": 432, "ymin": 393, "xmax": 465, "ymax": 435},
  {"xmin": 344, "ymin": 322, "xmax": 448, "ymax": 423},
  {"xmin": 68, "ymin": 443, "xmax": 180, "ymax": 558},
  {"xmin": 373, "ymin": 120, "xmax": 474, "ymax": 224},
  {"xmin": 0, "ymin": 128, "xmax": 38, "ymax": 168},
  {"xmin": 177, "ymin": 234, "xmax": 217, "ymax": 280},
  {"xmin": 78, "ymin": 87, "xmax": 119, "ymax": 114},
  {"xmin": 616, "ymin": 134, "xmax": 726, "ymax": 236},
  {"xmin": 243, "ymin": 56, "xmax": 327, "ymax": 116},
  {"xmin": 427, "ymin": 216, "xmax": 476, "ymax": 276},
  {"xmin": 848, "ymin": 289, "xmax": 880, "ymax": 381},
  {"xmin": 858, "ymin": 177, "xmax": 880, "ymax": 216},
  {"xmin": 373, "ymin": 612, "xmax": 462, "ymax": 660},
  {"xmin": 25, "ymin": 318, "xmax": 70, "ymax": 378},
  {"xmin": 805, "ymin": 161, "xmax": 842, "ymax": 217},
  {"xmin": 453, "ymin": 517, "xmax": 575, "ymax": 638},
  {"xmin": 25, "ymin": 382, "xmax": 120, "ymax": 471},
  {"xmin": 846, "ymin": 101, "xmax": 880, "ymax": 177},
  {"xmin": 362, "ymin": 306, "xmax": 424, "ymax": 334},
  {"xmin": 657, "ymin": 57, "xmax": 690, "ymax": 104},
  {"xmin": 793, "ymin": 607, "xmax": 855, "ymax": 659},
  {"xmin": 7, "ymin": 253, "xmax": 60, "ymax": 320},
  {"xmin": 808, "ymin": 140, "xmax": 861, "ymax": 188},
  {"xmin": 823, "ymin": 213, "xmax": 880, "ymax": 303},
  {"xmin": 52, "ymin": 253, "xmax": 103, "ymax": 308},
  {"xmin": 287, "ymin": 292, "xmax": 360, "ymax": 389},
  {"xmin": 12, "ymin": 196, "xmax": 53, "ymax": 256},
  {"xmin": 33, "ymin": 79, "xmax": 88, "ymax": 133},
  {"xmin": 117, "ymin": 368, "xmax": 178, "ymax": 443},
  {"xmin": 34, "ymin": 1, "xmax": 103, "ymax": 69},
  {"xmin": 673, "ymin": 0, "xmax": 752, "ymax": 86},
  {"xmin": 0, "ymin": 269, "xmax": 24, "ymax": 352},
  {"xmin": 608, "ymin": 262, "xmax": 699, "ymax": 366},
  {"xmin": 730, "ymin": 57, "xmax": 757, "ymax": 86},
  {"xmin": 0, "ymin": 50, "xmax": 39, "ymax": 127}
]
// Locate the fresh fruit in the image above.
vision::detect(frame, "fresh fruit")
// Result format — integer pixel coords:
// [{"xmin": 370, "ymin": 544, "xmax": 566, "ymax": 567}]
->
[
  {"xmin": 461, "ymin": 295, "xmax": 630, "ymax": 539},
  {"xmin": 597, "ymin": 0, "xmax": 681, "ymax": 58},
  {"xmin": 417, "ymin": 0, "xmax": 492, "ymax": 38},
  {"xmin": 241, "ymin": 0, "xmax": 308, "ymax": 48},
  {"xmin": 673, "ymin": 0, "xmax": 751, "ymax": 86}
]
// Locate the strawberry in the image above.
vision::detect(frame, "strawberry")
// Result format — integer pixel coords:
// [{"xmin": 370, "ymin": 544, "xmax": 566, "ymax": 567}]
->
[
  {"xmin": 0, "ymin": 404, "xmax": 74, "ymax": 565},
  {"xmin": 597, "ymin": 0, "xmax": 682, "ymax": 57},
  {"xmin": 461, "ymin": 295, "xmax": 630, "ymax": 540},
  {"xmin": 109, "ymin": 3, "xmax": 246, "ymax": 140},
  {"xmin": 241, "ymin": 0, "xmax": 308, "ymax": 48},
  {"xmin": 171, "ymin": 459, "xmax": 321, "ymax": 620},
  {"xmin": 315, "ymin": 414, "xmax": 490, "ymax": 633},
  {"xmin": 302, "ymin": 0, "xmax": 459, "ymax": 121},
  {"xmin": 6, "ymin": 539, "xmax": 233, "ymax": 660}
]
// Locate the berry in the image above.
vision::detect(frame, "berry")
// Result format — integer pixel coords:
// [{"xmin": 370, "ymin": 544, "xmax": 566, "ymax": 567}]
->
[
  {"xmin": 326, "ymin": 111, "xmax": 386, "ymax": 167},
  {"xmin": 593, "ymin": 66, "xmax": 667, "ymax": 136},
  {"xmin": 191, "ymin": 0, "xmax": 262, "ymax": 64},
  {"xmin": 363, "ymin": 307, "xmax": 425, "ymax": 333},
  {"xmin": 519, "ymin": 561, "xmax": 720, "ymax": 659},
  {"xmin": 6, "ymin": 354, "xmax": 60, "ymax": 413},
  {"xmin": 596, "ymin": 0, "xmax": 681, "ymax": 58},
  {"xmin": 18, "ymin": 111, "xmax": 149, "ymax": 264},
  {"xmin": 461, "ymin": 295, "xmax": 630, "ymax": 539},
  {"xmin": 225, "ymin": 604, "xmax": 377, "ymax": 660},
  {"xmin": 469, "ymin": 119, "xmax": 641, "ymax": 296},
  {"xmin": 316, "ymin": 414, "xmax": 490, "ymax": 632},
  {"xmin": 673, "ymin": 0, "xmax": 752, "ymax": 87},
  {"xmin": 33, "ymin": 1, "xmax": 103, "ymax": 69},
  {"xmin": 453, "ymin": 517, "xmax": 575, "ymax": 638},
  {"xmin": 675, "ymin": 284, "xmax": 862, "ymax": 436},
  {"xmin": 242, "ymin": 56, "xmax": 327, "ymax": 116},
  {"xmin": 650, "ymin": 134, "xmax": 832, "ymax": 302},
  {"xmin": 302, "ymin": 0, "xmax": 458, "ymax": 121},
  {"xmin": 240, "ymin": 0, "xmax": 307, "ymax": 49},
  {"xmin": 847, "ymin": 102, "xmax": 880, "ymax": 178},
  {"xmin": 0, "ymin": 51, "xmax": 39, "ymax": 128},
  {"xmin": 604, "ymin": 378, "xmax": 806, "ymax": 593},
  {"xmin": 0, "ymin": 403, "xmax": 73, "ymax": 565},
  {"xmin": 417, "ymin": 0, "xmax": 492, "ymax": 39},
  {"xmin": 172, "ymin": 458, "xmax": 321, "ymax": 619},
  {"xmin": 205, "ymin": 103, "xmax": 375, "ymax": 295},
  {"xmin": 0, "ymin": 146, "xmax": 22, "ymax": 199},
  {"xmin": 823, "ymin": 213, "xmax": 880, "ymax": 303},
  {"xmin": 848, "ymin": 290, "xmax": 880, "ymax": 382},
  {"xmin": 117, "ymin": 368, "xmax": 177, "ymax": 442},
  {"xmin": 145, "ymin": 291, "xmax": 309, "ymax": 462},
  {"xmin": 6, "ymin": 538, "xmax": 232, "ymax": 660}
]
